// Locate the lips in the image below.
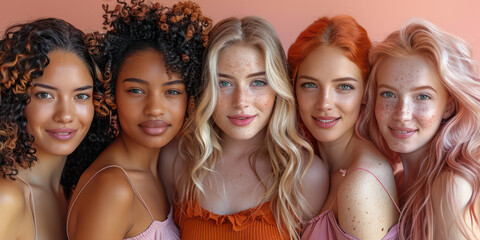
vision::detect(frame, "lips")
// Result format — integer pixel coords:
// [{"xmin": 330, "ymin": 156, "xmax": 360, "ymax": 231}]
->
[
  {"xmin": 138, "ymin": 120, "xmax": 170, "ymax": 135},
  {"xmin": 46, "ymin": 128, "xmax": 77, "ymax": 140},
  {"xmin": 388, "ymin": 126, "xmax": 417, "ymax": 139},
  {"xmin": 312, "ymin": 116, "xmax": 340, "ymax": 128},
  {"xmin": 228, "ymin": 114, "xmax": 256, "ymax": 126}
]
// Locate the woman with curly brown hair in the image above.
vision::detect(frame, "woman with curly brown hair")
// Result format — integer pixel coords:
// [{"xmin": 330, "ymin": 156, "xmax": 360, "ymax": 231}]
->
[
  {"xmin": 66, "ymin": 1, "xmax": 211, "ymax": 239},
  {"xmin": 0, "ymin": 18, "xmax": 111, "ymax": 240}
]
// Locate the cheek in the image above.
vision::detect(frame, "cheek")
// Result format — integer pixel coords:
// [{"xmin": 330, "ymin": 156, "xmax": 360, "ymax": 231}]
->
[
  {"xmin": 256, "ymin": 90, "xmax": 275, "ymax": 111},
  {"xmin": 375, "ymin": 99, "xmax": 394, "ymax": 122},
  {"xmin": 412, "ymin": 104, "xmax": 442, "ymax": 127}
]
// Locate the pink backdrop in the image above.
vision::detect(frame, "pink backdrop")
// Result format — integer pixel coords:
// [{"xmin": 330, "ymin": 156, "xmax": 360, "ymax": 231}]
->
[{"xmin": 1, "ymin": 0, "xmax": 479, "ymax": 60}]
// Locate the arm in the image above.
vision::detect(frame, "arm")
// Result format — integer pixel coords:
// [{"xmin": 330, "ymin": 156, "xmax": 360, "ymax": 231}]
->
[
  {"xmin": 302, "ymin": 154, "xmax": 329, "ymax": 219},
  {"xmin": 432, "ymin": 173, "xmax": 480, "ymax": 240},
  {"xmin": 337, "ymin": 167, "xmax": 399, "ymax": 240},
  {"xmin": 0, "ymin": 181, "xmax": 28, "ymax": 240},
  {"xmin": 69, "ymin": 168, "xmax": 135, "ymax": 240}
]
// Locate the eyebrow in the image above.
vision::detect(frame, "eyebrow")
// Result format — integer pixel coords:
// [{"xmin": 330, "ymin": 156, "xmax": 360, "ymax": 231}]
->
[
  {"xmin": 122, "ymin": 78, "xmax": 185, "ymax": 86},
  {"xmin": 297, "ymin": 75, "xmax": 358, "ymax": 82},
  {"xmin": 218, "ymin": 71, "xmax": 266, "ymax": 79},
  {"xmin": 377, "ymin": 84, "xmax": 438, "ymax": 93},
  {"xmin": 163, "ymin": 79, "xmax": 185, "ymax": 86},
  {"xmin": 34, "ymin": 83, "xmax": 93, "ymax": 91}
]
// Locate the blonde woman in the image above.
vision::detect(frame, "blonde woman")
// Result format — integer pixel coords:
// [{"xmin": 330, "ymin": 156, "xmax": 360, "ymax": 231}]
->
[{"xmin": 160, "ymin": 16, "xmax": 329, "ymax": 240}]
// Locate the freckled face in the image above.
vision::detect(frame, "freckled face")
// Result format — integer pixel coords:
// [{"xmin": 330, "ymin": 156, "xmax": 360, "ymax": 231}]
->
[
  {"xmin": 296, "ymin": 46, "xmax": 364, "ymax": 143},
  {"xmin": 375, "ymin": 55, "xmax": 450, "ymax": 155},
  {"xmin": 212, "ymin": 44, "xmax": 275, "ymax": 141},
  {"xmin": 115, "ymin": 49, "xmax": 187, "ymax": 149},
  {"xmin": 24, "ymin": 50, "xmax": 94, "ymax": 157}
]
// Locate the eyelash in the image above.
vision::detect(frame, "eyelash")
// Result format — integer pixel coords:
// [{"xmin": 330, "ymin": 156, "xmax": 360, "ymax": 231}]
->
[
  {"xmin": 338, "ymin": 84, "xmax": 354, "ymax": 91},
  {"xmin": 300, "ymin": 82, "xmax": 317, "ymax": 88}
]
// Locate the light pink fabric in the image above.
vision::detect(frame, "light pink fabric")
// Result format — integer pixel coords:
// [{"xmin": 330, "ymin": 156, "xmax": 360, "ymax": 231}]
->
[
  {"xmin": 301, "ymin": 168, "xmax": 400, "ymax": 240},
  {"xmin": 301, "ymin": 209, "xmax": 398, "ymax": 240}
]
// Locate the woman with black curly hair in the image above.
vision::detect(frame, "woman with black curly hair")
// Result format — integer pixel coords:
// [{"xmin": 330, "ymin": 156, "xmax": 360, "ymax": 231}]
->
[
  {"xmin": 66, "ymin": 1, "xmax": 211, "ymax": 239},
  {"xmin": 0, "ymin": 18, "xmax": 111, "ymax": 240}
]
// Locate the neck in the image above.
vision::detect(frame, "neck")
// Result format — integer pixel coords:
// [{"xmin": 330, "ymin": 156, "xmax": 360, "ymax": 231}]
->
[
  {"xmin": 220, "ymin": 128, "xmax": 267, "ymax": 161},
  {"xmin": 17, "ymin": 151, "xmax": 67, "ymax": 192},
  {"xmin": 115, "ymin": 133, "xmax": 160, "ymax": 173},
  {"xmin": 317, "ymin": 129, "xmax": 357, "ymax": 173},
  {"xmin": 399, "ymin": 145, "xmax": 428, "ymax": 186}
]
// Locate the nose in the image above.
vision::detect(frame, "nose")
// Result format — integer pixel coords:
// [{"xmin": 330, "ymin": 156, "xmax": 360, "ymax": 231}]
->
[
  {"xmin": 393, "ymin": 98, "xmax": 412, "ymax": 121},
  {"xmin": 231, "ymin": 86, "xmax": 249, "ymax": 109},
  {"xmin": 315, "ymin": 87, "xmax": 333, "ymax": 111},
  {"xmin": 143, "ymin": 92, "xmax": 165, "ymax": 116},
  {"xmin": 53, "ymin": 98, "xmax": 74, "ymax": 123}
]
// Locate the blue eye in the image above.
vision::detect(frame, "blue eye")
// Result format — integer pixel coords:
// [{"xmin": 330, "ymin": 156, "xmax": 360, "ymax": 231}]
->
[
  {"xmin": 380, "ymin": 91, "xmax": 395, "ymax": 98},
  {"xmin": 35, "ymin": 92, "xmax": 53, "ymax": 99},
  {"xmin": 219, "ymin": 81, "xmax": 232, "ymax": 87},
  {"xmin": 338, "ymin": 84, "xmax": 354, "ymax": 91},
  {"xmin": 127, "ymin": 88, "xmax": 144, "ymax": 94},
  {"xmin": 252, "ymin": 80, "xmax": 267, "ymax": 86},
  {"xmin": 301, "ymin": 82, "xmax": 317, "ymax": 88},
  {"xmin": 417, "ymin": 94, "xmax": 431, "ymax": 100}
]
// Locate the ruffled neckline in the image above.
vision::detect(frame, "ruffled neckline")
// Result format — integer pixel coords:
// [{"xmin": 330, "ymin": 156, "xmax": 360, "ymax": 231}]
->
[{"xmin": 175, "ymin": 200, "xmax": 277, "ymax": 231}]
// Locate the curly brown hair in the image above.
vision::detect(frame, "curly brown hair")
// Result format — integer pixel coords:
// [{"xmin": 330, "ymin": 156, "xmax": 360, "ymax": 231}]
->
[
  {"xmin": 0, "ymin": 18, "xmax": 115, "ymax": 196},
  {"xmin": 91, "ymin": 0, "xmax": 212, "ymax": 120}
]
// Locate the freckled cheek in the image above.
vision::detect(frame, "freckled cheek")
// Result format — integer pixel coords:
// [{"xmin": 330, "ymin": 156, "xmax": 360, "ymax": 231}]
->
[
  {"xmin": 412, "ymin": 104, "xmax": 441, "ymax": 126},
  {"xmin": 375, "ymin": 100, "xmax": 394, "ymax": 122}
]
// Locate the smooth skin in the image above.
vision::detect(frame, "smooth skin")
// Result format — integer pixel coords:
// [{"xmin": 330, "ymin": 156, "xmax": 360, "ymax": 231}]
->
[
  {"xmin": 296, "ymin": 46, "xmax": 399, "ymax": 240},
  {"xmin": 67, "ymin": 49, "xmax": 186, "ymax": 240},
  {"xmin": 375, "ymin": 55, "xmax": 479, "ymax": 239},
  {"xmin": 160, "ymin": 43, "xmax": 328, "ymax": 220},
  {"xmin": 0, "ymin": 50, "xmax": 94, "ymax": 240}
]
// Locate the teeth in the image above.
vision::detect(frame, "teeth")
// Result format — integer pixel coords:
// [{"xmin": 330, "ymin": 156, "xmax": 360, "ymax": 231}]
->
[
  {"xmin": 315, "ymin": 118, "xmax": 337, "ymax": 123},
  {"xmin": 57, "ymin": 132, "xmax": 70, "ymax": 135},
  {"xmin": 237, "ymin": 118, "xmax": 247, "ymax": 120},
  {"xmin": 392, "ymin": 129, "xmax": 414, "ymax": 134}
]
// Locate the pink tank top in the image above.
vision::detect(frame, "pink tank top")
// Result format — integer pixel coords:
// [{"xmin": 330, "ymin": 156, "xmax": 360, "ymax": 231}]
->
[
  {"xmin": 17, "ymin": 176, "xmax": 38, "ymax": 240},
  {"xmin": 301, "ymin": 168, "xmax": 401, "ymax": 240},
  {"xmin": 66, "ymin": 165, "xmax": 180, "ymax": 240}
]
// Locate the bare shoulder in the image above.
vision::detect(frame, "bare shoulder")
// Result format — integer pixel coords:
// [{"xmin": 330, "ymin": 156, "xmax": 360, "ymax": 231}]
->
[
  {"xmin": 432, "ymin": 171, "xmax": 473, "ymax": 208},
  {"xmin": 0, "ymin": 178, "xmax": 27, "ymax": 239},
  {"xmin": 69, "ymin": 166, "xmax": 135, "ymax": 239},
  {"xmin": 302, "ymin": 152, "xmax": 329, "ymax": 219},
  {"xmin": 336, "ymin": 142, "xmax": 399, "ymax": 239}
]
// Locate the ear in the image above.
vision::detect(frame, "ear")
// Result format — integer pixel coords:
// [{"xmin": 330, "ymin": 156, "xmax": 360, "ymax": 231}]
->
[{"xmin": 442, "ymin": 97, "xmax": 455, "ymax": 120}]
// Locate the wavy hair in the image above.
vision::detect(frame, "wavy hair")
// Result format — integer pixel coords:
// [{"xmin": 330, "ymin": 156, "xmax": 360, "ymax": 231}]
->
[
  {"xmin": 178, "ymin": 16, "xmax": 314, "ymax": 240},
  {"xmin": 0, "ymin": 18, "xmax": 113, "ymax": 197},
  {"xmin": 287, "ymin": 15, "xmax": 372, "ymax": 149},
  {"xmin": 90, "ymin": 0, "xmax": 212, "ymax": 120},
  {"xmin": 358, "ymin": 19, "xmax": 480, "ymax": 239}
]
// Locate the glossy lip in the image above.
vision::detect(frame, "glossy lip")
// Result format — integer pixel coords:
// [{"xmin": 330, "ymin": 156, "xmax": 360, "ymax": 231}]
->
[
  {"xmin": 46, "ymin": 128, "xmax": 77, "ymax": 141},
  {"xmin": 138, "ymin": 120, "xmax": 170, "ymax": 136},
  {"xmin": 312, "ymin": 116, "xmax": 340, "ymax": 128},
  {"xmin": 388, "ymin": 126, "xmax": 417, "ymax": 139},
  {"xmin": 227, "ymin": 114, "xmax": 256, "ymax": 127}
]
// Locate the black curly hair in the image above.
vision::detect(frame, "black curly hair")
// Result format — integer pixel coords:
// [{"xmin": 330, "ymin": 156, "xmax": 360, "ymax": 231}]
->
[
  {"xmin": 92, "ymin": 0, "xmax": 212, "ymax": 119},
  {"xmin": 0, "ymin": 18, "xmax": 115, "ymax": 196}
]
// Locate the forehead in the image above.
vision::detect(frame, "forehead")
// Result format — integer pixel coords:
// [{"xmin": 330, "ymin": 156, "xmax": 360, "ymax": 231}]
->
[
  {"xmin": 376, "ymin": 55, "xmax": 444, "ymax": 91},
  {"xmin": 117, "ymin": 49, "xmax": 180, "ymax": 81},
  {"xmin": 217, "ymin": 43, "xmax": 265, "ymax": 76}
]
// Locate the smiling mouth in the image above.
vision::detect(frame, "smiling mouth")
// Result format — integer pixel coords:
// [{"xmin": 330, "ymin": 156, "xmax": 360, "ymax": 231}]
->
[
  {"xmin": 388, "ymin": 127, "xmax": 417, "ymax": 139},
  {"xmin": 312, "ymin": 116, "xmax": 340, "ymax": 128}
]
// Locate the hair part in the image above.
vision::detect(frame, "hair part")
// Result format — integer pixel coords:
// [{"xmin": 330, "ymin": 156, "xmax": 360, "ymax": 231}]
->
[{"xmin": 358, "ymin": 19, "xmax": 480, "ymax": 239}]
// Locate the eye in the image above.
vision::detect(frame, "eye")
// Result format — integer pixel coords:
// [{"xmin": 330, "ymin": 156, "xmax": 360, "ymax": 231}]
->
[
  {"xmin": 35, "ymin": 92, "xmax": 53, "ymax": 99},
  {"xmin": 219, "ymin": 81, "xmax": 232, "ymax": 87},
  {"xmin": 252, "ymin": 80, "xmax": 267, "ymax": 86},
  {"xmin": 300, "ymin": 82, "xmax": 317, "ymax": 88},
  {"xmin": 380, "ymin": 91, "xmax": 395, "ymax": 98},
  {"xmin": 75, "ymin": 93, "xmax": 91, "ymax": 100},
  {"xmin": 416, "ymin": 94, "xmax": 431, "ymax": 100},
  {"xmin": 338, "ymin": 84, "xmax": 354, "ymax": 91},
  {"xmin": 166, "ymin": 89, "xmax": 182, "ymax": 95},
  {"xmin": 127, "ymin": 88, "xmax": 144, "ymax": 94}
]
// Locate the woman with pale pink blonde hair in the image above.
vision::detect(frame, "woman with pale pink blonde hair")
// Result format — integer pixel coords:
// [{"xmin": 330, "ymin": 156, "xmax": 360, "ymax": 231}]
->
[{"xmin": 359, "ymin": 19, "xmax": 480, "ymax": 239}]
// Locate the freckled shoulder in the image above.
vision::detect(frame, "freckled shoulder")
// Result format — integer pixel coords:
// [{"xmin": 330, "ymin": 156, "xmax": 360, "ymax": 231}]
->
[
  {"xmin": 301, "ymin": 152, "xmax": 329, "ymax": 219},
  {"xmin": 0, "ymin": 178, "xmax": 29, "ymax": 239},
  {"xmin": 336, "ymin": 142, "xmax": 399, "ymax": 239}
]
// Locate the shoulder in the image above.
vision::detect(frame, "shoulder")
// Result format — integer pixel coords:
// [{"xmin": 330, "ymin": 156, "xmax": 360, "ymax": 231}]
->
[
  {"xmin": 432, "ymin": 171, "xmax": 473, "ymax": 208},
  {"xmin": 0, "ymin": 178, "xmax": 27, "ymax": 238},
  {"xmin": 302, "ymin": 153, "xmax": 329, "ymax": 219}
]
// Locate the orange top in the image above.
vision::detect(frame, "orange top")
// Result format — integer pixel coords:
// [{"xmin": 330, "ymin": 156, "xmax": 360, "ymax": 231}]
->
[{"xmin": 174, "ymin": 200, "xmax": 288, "ymax": 239}]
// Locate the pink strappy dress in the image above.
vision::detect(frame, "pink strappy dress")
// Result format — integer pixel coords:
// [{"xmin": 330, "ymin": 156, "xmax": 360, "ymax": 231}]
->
[
  {"xmin": 66, "ymin": 165, "xmax": 180, "ymax": 240},
  {"xmin": 301, "ymin": 168, "xmax": 401, "ymax": 240}
]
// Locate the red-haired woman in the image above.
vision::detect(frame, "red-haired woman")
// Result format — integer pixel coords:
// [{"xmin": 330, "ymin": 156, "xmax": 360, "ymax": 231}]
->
[{"xmin": 288, "ymin": 15, "xmax": 400, "ymax": 239}]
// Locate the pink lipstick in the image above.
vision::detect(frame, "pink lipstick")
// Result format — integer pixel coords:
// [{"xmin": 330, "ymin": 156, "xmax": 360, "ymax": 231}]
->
[
  {"xmin": 46, "ymin": 128, "xmax": 77, "ymax": 140},
  {"xmin": 139, "ymin": 120, "xmax": 170, "ymax": 135},
  {"xmin": 312, "ymin": 116, "xmax": 340, "ymax": 128},
  {"xmin": 228, "ymin": 114, "xmax": 256, "ymax": 127},
  {"xmin": 389, "ymin": 127, "xmax": 417, "ymax": 139}
]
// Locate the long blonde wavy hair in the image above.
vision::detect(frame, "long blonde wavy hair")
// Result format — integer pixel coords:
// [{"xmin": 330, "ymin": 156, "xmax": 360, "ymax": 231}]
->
[
  {"xmin": 178, "ymin": 16, "xmax": 314, "ymax": 239},
  {"xmin": 358, "ymin": 19, "xmax": 480, "ymax": 239}
]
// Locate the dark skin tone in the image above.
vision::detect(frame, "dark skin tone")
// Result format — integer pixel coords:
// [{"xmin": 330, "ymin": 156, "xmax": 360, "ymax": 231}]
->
[{"xmin": 67, "ymin": 48, "xmax": 187, "ymax": 240}]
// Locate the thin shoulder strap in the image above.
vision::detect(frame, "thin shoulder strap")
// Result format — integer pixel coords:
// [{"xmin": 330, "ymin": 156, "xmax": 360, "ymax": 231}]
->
[
  {"xmin": 349, "ymin": 168, "xmax": 401, "ymax": 213},
  {"xmin": 16, "ymin": 176, "xmax": 37, "ymax": 240},
  {"xmin": 66, "ymin": 165, "xmax": 154, "ymax": 239}
]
